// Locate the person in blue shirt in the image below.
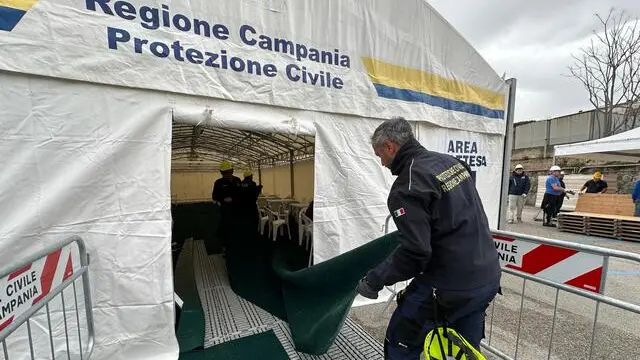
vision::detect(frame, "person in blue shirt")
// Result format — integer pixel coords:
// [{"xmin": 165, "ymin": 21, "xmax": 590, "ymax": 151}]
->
[
  {"xmin": 541, "ymin": 165, "xmax": 566, "ymax": 227},
  {"xmin": 632, "ymin": 179, "xmax": 640, "ymax": 217}
]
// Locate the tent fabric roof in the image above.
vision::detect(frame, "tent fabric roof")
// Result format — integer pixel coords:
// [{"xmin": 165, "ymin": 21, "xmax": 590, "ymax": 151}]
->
[
  {"xmin": 171, "ymin": 123, "xmax": 315, "ymax": 168},
  {"xmin": 553, "ymin": 127, "xmax": 640, "ymax": 162}
]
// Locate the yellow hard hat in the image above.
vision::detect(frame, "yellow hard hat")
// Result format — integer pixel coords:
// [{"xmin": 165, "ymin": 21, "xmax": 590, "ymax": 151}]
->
[
  {"xmin": 594, "ymin": 172, "xmax": 602, "ymax": 179},
  {"xmin": 219, "ymin": 160, "xmax": 233, "ymax": 172},
  {"xmin": 243, "ymin": 169, "xmax": 253, "ymax": 178}
]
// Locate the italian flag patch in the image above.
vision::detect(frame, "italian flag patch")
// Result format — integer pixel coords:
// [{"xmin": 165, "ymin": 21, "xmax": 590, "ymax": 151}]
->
[{"xmin": 393, "ymin": 208, "xmax": 406, "ymax": 217}]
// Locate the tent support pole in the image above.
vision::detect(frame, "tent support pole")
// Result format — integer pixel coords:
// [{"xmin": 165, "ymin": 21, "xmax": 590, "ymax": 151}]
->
[
  {"xmin": 258, "ymin": 161, "xmax": 262, "ymax": 185},
  {"xmin": 289, "ymin": 151, "xmax": 295, "ymax": 199},
  {"xmin": 498, "ymin": 78, "xmax": 517, "ymax": 230}
]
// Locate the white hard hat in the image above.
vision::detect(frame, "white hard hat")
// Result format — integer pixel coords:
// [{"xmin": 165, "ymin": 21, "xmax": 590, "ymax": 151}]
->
[
  {"xmin": 560, "ymin": 171, "xmax": 566, "ymax": 175},
  {"xmin": 515, "ymin": 164, "xmax": 524, "ymax": 170},
  {"xmin": 550, "ymin": 165, "xmax": 561, "ymax": 171}
]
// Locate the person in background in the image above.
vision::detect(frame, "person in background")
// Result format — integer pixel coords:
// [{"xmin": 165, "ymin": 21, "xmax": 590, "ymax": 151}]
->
[
  {"xmin": 508, "ymin": 164, "xmax": 531, "ymax": 224},
  {"xmin": 632, "ymin": 178, "xmax": 640, "ymax": 217},
  {"xmin": 212, "ymin": 160, "xmax": 242, "ymax": 243},
  {"xmin": 241, "ymin": 169, "xmax": 262, "ymax": 202},
  {"xmin": 581, "ymin": 172, "xmax": 608, "ymax": 194},
  {"xmin": 239, "ymin": 169, "xmax": 263, "ymax": 230},
  {"xmin": 541, "ymin": 165, "xmax": 566, "ymax": 227},
  {"xmin": 357, "ymin": 117, "xmax": 500, "ymax": 358},
  {"xmin": 558, "ymin": 171, "xmax": 566, "ymax": 189},
  {"xmin": 555, "ymin": 171, "xmax": 567, "ymax": 218}
]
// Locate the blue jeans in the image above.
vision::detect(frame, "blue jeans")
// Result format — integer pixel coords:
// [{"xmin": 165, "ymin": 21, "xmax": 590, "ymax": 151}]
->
[{"xmin": 384, "ymin": 279, "xmax": 500, "ymax": 360}]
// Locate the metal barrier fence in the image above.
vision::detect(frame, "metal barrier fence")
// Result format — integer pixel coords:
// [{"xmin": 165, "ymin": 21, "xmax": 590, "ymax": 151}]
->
[
  {"xmin": 0, "ymin": 236, "xmax": 94, "ymax": 360},
  {"xmin": 382, "ymin": 214, "xmax": 640, "ymax": 359}
]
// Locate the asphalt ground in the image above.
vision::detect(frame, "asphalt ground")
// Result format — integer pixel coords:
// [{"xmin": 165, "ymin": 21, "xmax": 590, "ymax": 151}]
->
[{"xmin": 349, "ymin": 206, "xmax": 640, "ymax": 360}]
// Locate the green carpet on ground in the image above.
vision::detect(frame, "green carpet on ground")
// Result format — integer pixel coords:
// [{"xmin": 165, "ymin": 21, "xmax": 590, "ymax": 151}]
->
[
  {"xmin": 225, "ymin": 231, "xmax": 399, "ymax": 355},
  {"xmin": 179, "ymin": 330, "xmax": 289, "ymax": 360}
]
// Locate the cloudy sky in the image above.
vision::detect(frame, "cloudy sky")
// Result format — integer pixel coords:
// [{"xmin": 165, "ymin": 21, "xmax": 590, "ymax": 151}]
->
[{"xmin": 428, "ymin": 0, "xmax": 640, "ymax": 122}]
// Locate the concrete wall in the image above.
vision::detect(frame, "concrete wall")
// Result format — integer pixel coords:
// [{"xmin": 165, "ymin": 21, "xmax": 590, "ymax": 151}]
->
[
  {"xmin": 514, "ymin": 121, "xmax": 549, "ymax": 149},
  {"xmin": 548, "ymin": 112, "xmax": 593, "ymax": 145},
  {"xmin": 514, "ymin": 111, "xmax": 593, "ymax": 150},
  {"xmin": 514, "ymin": 109, "xmax": 630, "ymax": 151}
]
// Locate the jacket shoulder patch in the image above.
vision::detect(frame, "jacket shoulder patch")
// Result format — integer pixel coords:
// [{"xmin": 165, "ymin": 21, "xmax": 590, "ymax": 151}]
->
[{"xmin": 393, "ymin": 208, "xmax": 406, "ymax": 217}]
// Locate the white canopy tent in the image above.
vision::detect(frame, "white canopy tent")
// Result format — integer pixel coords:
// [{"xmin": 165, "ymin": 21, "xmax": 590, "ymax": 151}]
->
[
  {"xmin": 554, "ymin": 127, "xmax": 640, "ymax": 162},
  {"xmin": 0, "ymin": 0, "xmax": 513, "ymax": 359}
]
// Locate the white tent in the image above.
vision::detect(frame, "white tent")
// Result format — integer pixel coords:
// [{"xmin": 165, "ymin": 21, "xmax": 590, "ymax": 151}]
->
[
  {"xmin": 554, "ymin": 127, "xmax": 640, "ymax": 162},
  {"xmin": 0, "ymin": 0, "xmax": 512, "ymax": 359}
]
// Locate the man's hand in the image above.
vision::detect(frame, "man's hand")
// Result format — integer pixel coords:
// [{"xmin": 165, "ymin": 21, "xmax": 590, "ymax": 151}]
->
[
  {"xmin": 522, "ymin": 194, "xmax": 527, "ymax": 198},
  {"xmin": 357, "ymin": 277, "xmax": 379, "ymax": 299}
]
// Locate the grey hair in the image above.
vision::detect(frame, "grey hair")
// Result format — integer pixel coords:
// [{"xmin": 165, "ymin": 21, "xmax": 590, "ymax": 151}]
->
[{"xmin": 371, "ymin": 116, "xmax": 415, "ymax": 148}]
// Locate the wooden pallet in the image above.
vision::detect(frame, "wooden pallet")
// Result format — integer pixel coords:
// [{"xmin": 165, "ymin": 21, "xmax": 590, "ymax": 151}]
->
[
  {"xmin": 557, "ymin": 213, "xmax": 587, "ymax": 234},
  {"xmin": 618, "ymin": 219, "xmax": 640, "ymax": 242},
  {"xmin": 558, "ymin": 212, "xmax": 640, "ymax": 242}
]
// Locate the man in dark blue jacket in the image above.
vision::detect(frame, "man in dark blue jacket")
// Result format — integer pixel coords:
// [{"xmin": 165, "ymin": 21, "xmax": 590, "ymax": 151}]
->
[
  {"xmin": 508, "ymin": 164, "xmax": 531, "ymax": 223},
  {"xmin": 357, "ymin": 117, "xmax": 501, "ymax": 359}
]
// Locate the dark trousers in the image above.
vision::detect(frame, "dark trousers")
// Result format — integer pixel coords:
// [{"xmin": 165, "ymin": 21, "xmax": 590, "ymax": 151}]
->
[
  {"xmin": 541, "ymin": 193, "xmax": 560, "ymax": 224},
  {"xmin": 384, "ymin": 279, "xmax": 500, "ymax": 360},
  {"xmin": 554, "ymin": 196, "xmax": 565, "ymax": 218}
]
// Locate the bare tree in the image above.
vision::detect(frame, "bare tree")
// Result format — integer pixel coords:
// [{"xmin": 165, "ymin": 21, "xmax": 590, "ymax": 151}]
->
[{"xmin": 569, "ymin": 9, "xmax": 640, "ymax": 137}]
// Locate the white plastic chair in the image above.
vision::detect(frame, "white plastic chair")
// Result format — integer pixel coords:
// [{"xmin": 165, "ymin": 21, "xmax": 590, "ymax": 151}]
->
[
  {"xmin": 268, "ymin": 210, "xmax": 287, "ymax": 241},
  {"xmin": 297, "ymin": 205, "xmax": 308, "ymax": 246},
  {"xmin": 258, "ymin": 206, "xmax": 269, "ymax": 235},
  {"xmin": 300, "ymin": 213, "xmax": 313, "ymax": 251}
]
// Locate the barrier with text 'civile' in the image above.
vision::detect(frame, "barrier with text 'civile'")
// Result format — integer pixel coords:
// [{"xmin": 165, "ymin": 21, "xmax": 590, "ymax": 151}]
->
[
  {"xmin": 0, "ymin": 236, "xmax": 95, "ymax": 360},
  {"xmin": 382, "ymin": 214, "xmax": 640, "ymax": 360}
]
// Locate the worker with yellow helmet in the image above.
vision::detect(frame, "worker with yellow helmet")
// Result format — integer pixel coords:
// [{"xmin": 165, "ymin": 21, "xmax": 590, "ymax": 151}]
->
[
  {"xmin": 212, "ymin": 160, "xmax": 242, "ymax": 244},
  {"xmin": 240, "ymin": 169, "xmax": 263, "ymax": 199},
  {"xmin": 580, "ymin": 171, "xmax": 608, "ymax": 194}
]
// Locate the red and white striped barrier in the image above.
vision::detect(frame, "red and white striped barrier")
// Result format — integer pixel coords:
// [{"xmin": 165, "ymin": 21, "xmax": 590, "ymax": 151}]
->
[
  {"xmin": 493, "ymin": 233, "xmax": 605, "ymax": 293},
  {"xmin": 0, "ymin": 244, "xmax": 77, "ymax": 333}
]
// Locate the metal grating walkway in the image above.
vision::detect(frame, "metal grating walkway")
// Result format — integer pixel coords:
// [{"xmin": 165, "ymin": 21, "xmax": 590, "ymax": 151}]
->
[{"xmin": 190, "ymin": 239, "xmax": 384, "ymax": 360}]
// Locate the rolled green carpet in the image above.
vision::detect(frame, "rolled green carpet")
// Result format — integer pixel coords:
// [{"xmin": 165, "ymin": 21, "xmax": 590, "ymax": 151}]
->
[
  {"xmin": 273, "ymin": 232, "xmax": 399, "ymax": 354},
  {"xmin": 179, "ymin": 330, "xmax": 289, "ymax": 360},
  {"xmin": 226, "ymin": 232, "xmax": 399, "ymax": 355}
]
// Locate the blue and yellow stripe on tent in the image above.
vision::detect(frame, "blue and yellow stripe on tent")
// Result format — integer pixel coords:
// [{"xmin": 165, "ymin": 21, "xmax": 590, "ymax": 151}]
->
[
  {"xmin": 0, "ymin": 0, "xmax": 38, "ymax": 32},
  {"xmin": 362, "ymin": 57, "xmax": 506, "ymax": 120}
]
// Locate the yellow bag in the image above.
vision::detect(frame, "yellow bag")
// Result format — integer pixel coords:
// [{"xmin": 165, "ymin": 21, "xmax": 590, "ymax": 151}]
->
[
  {"xmin": 421, "ymin": 326, "xmax": 486, "ymax": 360},
  {"xmin": 421, "ymin": 288, "xmax": 487, "ymax": 360}
]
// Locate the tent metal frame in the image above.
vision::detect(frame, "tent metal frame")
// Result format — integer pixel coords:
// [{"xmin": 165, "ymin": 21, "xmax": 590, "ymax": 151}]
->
[
  {"xmin": 172, "ymin": 122, "xmax": 315, "ymax": 169},
  {"xmin": 172, "ymin": 122, "xmax": 315, "ymax": 197}
]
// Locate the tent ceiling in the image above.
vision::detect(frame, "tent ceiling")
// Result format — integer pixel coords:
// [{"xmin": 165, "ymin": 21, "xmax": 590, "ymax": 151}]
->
[{"xmin": 172, "ymin": 123, "xmax": 315, "ymax": 168}]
